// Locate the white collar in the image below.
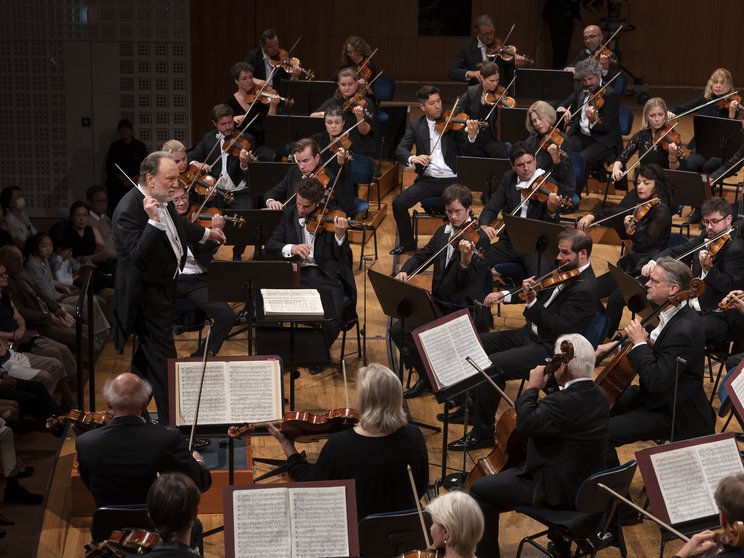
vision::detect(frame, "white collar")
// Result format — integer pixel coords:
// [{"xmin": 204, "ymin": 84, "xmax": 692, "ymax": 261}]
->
[
  {"xmin": 561, "ymin": 377, "xmax": 594, "ymax": 390},
  {"xmin": 516, "ymin": 168, "xmax": 546, "ymax": 190}
]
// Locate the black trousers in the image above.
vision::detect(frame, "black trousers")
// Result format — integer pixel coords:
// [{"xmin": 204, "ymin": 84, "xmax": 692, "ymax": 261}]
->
[
  {"xmin": 0, "ymin": 379, "xmax": 64, "ymax": 427},
  {"xmin": 300, "ymin": 267, "xmax": 346, "ymax": 347},
  {"xmin": 392, "ymin": 176, "xmax": 454, "ymax": 248},
  {"xmin": 176, "ymin": 273, "xmax": 236, "ymax": 356}
]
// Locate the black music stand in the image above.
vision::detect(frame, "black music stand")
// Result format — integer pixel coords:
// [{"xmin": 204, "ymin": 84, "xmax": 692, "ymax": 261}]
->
[
  {"xmin": 515, "ymin": 69, "xmax": 575, "ymax": 102},
  {"xmin": 662, "ymin": 169, "xmax": 711, "ymax": 208},
  {"xmin": 456, "ymin": 157, "xmax": 511, "ymax": 200},
  {"xmin": 608, "ymin": 263, "xmax": 653, "ymax": 321},
  {"xmin": 207, "ymin": 261, "xmax": 297, "ymax": 354},
  {"xmin": 264, "ymin": 115, "xmax": 325, "ymax": 154},
  {"xmin": 222, "ymin": 209, "xmax": 283, "ymax": 258},
  {"xmin": 693, "ymin": 115, "xmax": 744, "ymax": 161},
  {"xmin": 496, "ymin": 107, "xmax": 529, "ymax": 143},
  {"xmin": 503, "ymin": 215, "xmax": 566, "ymax": 276},
  {"xmin": 248, "ymin": 161, "xmax": 295, "ymax": 202},
  {"xmin": 280, "ymin": 80, "xmax": 337, "ymax": 115}
]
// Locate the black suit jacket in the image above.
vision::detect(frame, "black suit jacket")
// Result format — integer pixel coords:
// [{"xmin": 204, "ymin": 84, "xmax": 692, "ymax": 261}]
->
[
  {"xmin": 627, "ymin": 304, "xmax": 715, "ymax": 439},
  {"xmin": 395, "ymin": 115, "xmax": 473, "ymax": 179},
  {"xmin": 400, "ymin": 221, "xmax": 492, "ymax": 330},
  {"xmin": 516, "ymin": 380, "xmax": 609, "ymax": 509},
  {"xmin": 76, "ymin": 416, "xmax": 212, "ymax": 507},
  {"xmin": 447, "ymin": 37, "xmax": 512, "ymax": 85},
  {"xmin": 560, "ymin": 83, "xmax": 621, "ymax": 151},
  {"xmin": 112, "ymin": 187, "xmax": 206, "ymax": 349},
  {"xmin": 264, "ymin": 164, "xmax": 338, "ymax": 207},
  {"xmin": 188, "ymin": 130, "xmax": 251, "ymax": 192},
  {"xmin": 245, "ymin": 47, "xmax": 292, "ymax": 95}
]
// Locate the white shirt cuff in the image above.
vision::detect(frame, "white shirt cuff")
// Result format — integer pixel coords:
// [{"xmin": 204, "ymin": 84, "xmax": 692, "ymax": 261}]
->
[
  {"xmin": 632, "ymin": 341, "xmax": 648, "ymax": 349},
  {"xmin": 148, "ymin": 219, "xmax": 166, "ymax": 231},
  {"xmin": 199, "ymin": 228, "xmax": 210, "ymax": 244},
  {"xmin": 282, "ymin": 244, "xmax": 294, "ymax": 258}
]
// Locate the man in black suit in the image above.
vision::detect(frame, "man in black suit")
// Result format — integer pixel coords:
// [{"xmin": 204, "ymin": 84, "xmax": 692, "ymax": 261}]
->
[
  {"xmin": 112, "ymin": 152, "xmax": 226, "ymax": 424},
  {"xmin": 450, "ymin": 228, "xmax": 599, "ymax": 451},
  {"xmin": 601, "ymin": 257, "xmax": 715, "ymax": 466},
  {"xmin": 188, "ymin": 104, "xmax": 254, "ymax": 260},
  {"xmin": 447, "ymin": 14, "xmax": 530, "ymax": 86},
  {"xmin": 641, "ymin": 197, "xmax": 744, "ymax": 341},
  {"xmin": 470, "ymin": 333, "xmax": 609, "ymax": 558},
  {"xmin": 564, "ymin": 24, "xmax": 620, "ymax": 82},
  {"xmin": 389, "ymin": 184, "xmax": 492, "ymax": 398},
  {"xmin": 265, "ymin": 177, "xmax": 355, "ymax": 348},
  {"xmin": 391, "ymin": 85, "xmax": 479, "ymax": 255},
  {"xmin": 245, "ymin": 28, "xmax": 300, "ymax": 93},
  {"xmin": 76, "ymin": 373, "xmax": 211, "ymax": 507},
  {"xmin": 558, "ymin": 58, "xmax": 621, "ymax": 170},
  {"xmin": 478, "ymin": 141, "xmax": 570, "ymax": 277}
]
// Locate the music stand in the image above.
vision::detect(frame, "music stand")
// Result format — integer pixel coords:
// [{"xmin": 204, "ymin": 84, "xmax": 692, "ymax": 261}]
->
[
  {"xmin": 515, "ymin": 68, "xmax": 575, "ymax": 102},
  {"xmin": 608, "ymin": 263, "xmax": 653, "ymax": 321},
  {"xmin": 279, "ymin": 80, "xmax": 337, "ymax": 115},
  {"xmin": 222, "ymin": 209, "xmax": 283, "ymax": 258},
  {"xmin": 456, "ymin": 157, "xmax": 510, "ymax": 198},
  {"xmin": 248, "ymin": 161, "xmax": 294, "ymax": 200},
  {"xmin": 693, "ymin": 115, "xmax": 744, "ymax": 161},
  {"xmin": 263, "ymin": 115, "xmax": 325, "ymax": 154},
  {"xmin": 662, "ymin": 169, "xmax": 711, "ymax": 208},
  {"xmin": 503, "ymin": 215, "xmax": 566, "ymax": 275},
  {"xmin": 496, "ymin": 108, "xmax": 529, "ymax": 143}
]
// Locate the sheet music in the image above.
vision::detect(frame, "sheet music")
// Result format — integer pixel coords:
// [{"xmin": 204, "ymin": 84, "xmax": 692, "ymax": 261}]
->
[
  {"xmin": 232, "ymin": 488, "xmax": 291, "ymax": 558},
  {"xmin": 176, "ymin": 362, "xmax": 229, "ymax": 424},
  {"xmin": 228, "ymin": 360, "xmax": 282, "ymax": 423},
  {"xmin": 728, "ymin": 366, "xmax": 744, "ymax": 410},
  {"xmin": 289, "ymin": 486, "xmax": 349, "ymax": 558},
  {"xmin": 261, "ymin": 288, "xmax": 324, "ymax": 316},
  {"xmin": 698, "ymin": 439, "xmax": 744, "ymax": 496},
  {"xmin": 417, "ymin": 313, "xmax": 492, "ymax": 388}
]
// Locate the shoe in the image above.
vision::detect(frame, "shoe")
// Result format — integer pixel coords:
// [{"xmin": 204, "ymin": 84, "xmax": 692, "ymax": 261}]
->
[
  {"xmin": 16, "ymin": 466, "xmax": 34, "ymax": 479},
  {"xmin": 547, "ymin": 540, "xmax": 572, "ymax": 558},
  {"xmin": 436, "ymin": 405, "xmax": 471, "ymax": 424},
  {"xmin": 403, "ymin": 378, "xmax": 430, "ymax": 399},
  {"xmin": 389, "ymin": 244, "xmax": 416, "ymax": 256},
  {"xmin": 0, "ymin": 513, "xmax": 13, "ymax": 526},
  {"xmin": 308, "ymin": 366, "xmax": 325, "ymax": 375},
  {"xmin": 447, "ymin": 433, "xmax": 494, "ymax": 451},
  {"xmin": 4, "ymin": 485, "xmax": 44, "ymax": 505}
]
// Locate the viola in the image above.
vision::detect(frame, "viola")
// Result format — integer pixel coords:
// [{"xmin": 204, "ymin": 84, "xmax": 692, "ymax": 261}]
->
[
  {"xmin": 85, "ymin": 528, "xmax": 160, "ymax": 558},
  {"xmin": 485, "ymin": 85, "xmax": 516, "ymax": 108},
  {"xmin": 312, "ymin": 166, "xmax": 331, "ymax": 188},
  {"xmin": 652, "ymin": 124, "xmax": 690, "ymax": 159},
  {"xmin": 594, "ymin": 278, "xmax": 706, "ymax": 406},
  {"xmin": 354, "ymin": 61, "xmax": 372, "ymax": 83},
  {"xmin": 589, "ymin": 89, "xmax": 605, "ymax": 123},
  {"xmin": 593, "ymin": 47, "xmax": 616, "ymax": 65},
  {"xmin": 269, "ymin": 48, "xmax": 315, "ymax": 80},
  {"xmin": 520, "ymin": 267, "xmax": 581, "ymax": 302},
  {"xmin": 245, "ymin": 87, "xmax": 295, "ymax": 108},
  {"xmin": 701, "ymin": 232, "xmax": 731, "ymax": 272},
  {"xmin": 228, "ymin": 407, "xmax": 359, "ymax": 443},
  {"xmin": 186, "ymin": 206, "xmax": 246, "ymax": 229},
  {"xmin": 713, "ymin": 521, "xmax": 744, "ymax": 549},
  {"xmin": 46, "ymin": 409, "xmax": 112, "ymax": 432},
  {"xmin": 342, "ymin": 93, "xmax": 373, "ymax": 119}
]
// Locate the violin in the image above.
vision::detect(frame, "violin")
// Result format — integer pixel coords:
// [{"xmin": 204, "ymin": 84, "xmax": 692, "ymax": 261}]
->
[
  {"xmin": 245, "ymin": 87, "xmax": 295, "ymax": 108},
  {"xmin": 328, "ymin": 134, "xmax": 353, "ymax": 161},
  {"xmin": 304, "ymin": 208, "xmax": 366, "ymax": 235},
  {"xmin": 433, "ymin": 111, "xmax": 487, "ymax": 134},
  {"xmin": 593, "ymin": 47, "xmax": 616, "ymax": 68},
  {"xmin": 222, "ymin": 129, "xmax": 253, "ymax": 158},
  {"xmin": 521, "ymin": 173, "xmax": 572, "ymax": 207},
  {"xmin": 626, "ymin": 197, "xmax": 661, "ymax": 235},
  {"xmin": 539, "ymin": 129, "xmax": 568, "ymax": 159},
  {"xmin": 269, "ymin": 48, "xmax": 315, "ymax": 80},
  {"xmin": 46, "ymin": 409, "xmax": 112, "ymax": 432},
  {"xmin": 520, "ymin": 266, "xmax": 581, "ymax": 302},
  {"xmin": 186, "ymin": 206, "xmax": 246, "ymax": 229},
  {"xmin": 652, "ymin": 124, "xmax": 690, "ymax": 159},
  {"xmin": 354, "ymin": 61, "xmax": 373, "ymax": 83},
  {"xmin": 342, "ymin": 93, "xmax": 373, "ymax": 119},
  {"xmin": 713, "ymin": 521, "xmax": 744, "ymax": 549},
  {"xmin": 228, "ymin": 407, "xmax": 359, "ymax": 444},
  {"xmin": 485, "ymin": 85, "xmax": 516, "ymax": 108},
  {"xmin": 180, "ymin": 162, "xmax": 235, "ymax": 205},
  {"xmin": 486, "ymin": 39, "xmax": 534, "ymax": 67},
  {"xmin": 85, "ymin": 528, "xmax": 160, "ymax": 558},
  {"xmin": 448, "ymin": 220, "xmax": 486, "ymax": 261},
  {"xmin": 716, "ymin": 92, "xmax": 742, "ymax": 111},
  {"xmin": 594, "ymin": 278, "xmax": 706, "ymax": 406},
  {"xmin": 701, "ymin": 232, "xmax": 731, "ymax": 271},
  {"xmin": 719, "ymin": 289, "xmax": 744, "ymax": 311},
  {"xmin": 589, "ymin": 89, "xmax": 605, "ymax": 122},
  {"xmin": 312, "ymin": 166, "xmax": 331, "ymax": 188},
  {"xmin": 400, "ymin": 551, "xmax": 442, "ymax": 558}
]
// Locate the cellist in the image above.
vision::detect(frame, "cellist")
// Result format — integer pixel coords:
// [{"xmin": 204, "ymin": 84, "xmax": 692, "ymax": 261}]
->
[
  {"xmin": 470, "ymin": 333, "xmax": 609, "ymax": 558},
  {"xmin": 596, "ymin": 257, "xmax": 714, "ymax": 469}
]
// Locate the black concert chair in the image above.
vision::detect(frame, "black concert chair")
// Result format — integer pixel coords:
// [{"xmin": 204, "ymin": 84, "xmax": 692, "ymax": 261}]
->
[
  {"xmin": 172, "ymin": 297, "xmax": 208, "ymax": 346},
  {"xmin": 351, "ymin": 154, "xmax": 379, "ymax": 269},
  {"xmin": 600, "ymin": 107, "xmax": 635, "ymax": 207},
  {"xmin": 411, "ymin": 196, "xmax": 447, "ymax": 244},
  {"xmin": 514, "ymin": 460, "xmax": 638, "ymax": 558},
  {"xmin": 339, "ymin": 295, "xmax": 363, "ymax": 369},
  {"xmin": 90, "ymin": 505, "xmax": 152, "ymax": 543},
  {"xmin": 358, "ymin": 508, "xmax": 432, "ymax": 557}
]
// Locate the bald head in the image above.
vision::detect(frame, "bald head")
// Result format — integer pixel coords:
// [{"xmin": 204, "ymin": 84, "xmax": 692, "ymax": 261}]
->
[
  {"xmin": 103, "ymin": 372, "xmax": 152, "ymax": 416},
  {"xmin": 583, "ymin": 25, "xmax": 604, "ymax": 52}
]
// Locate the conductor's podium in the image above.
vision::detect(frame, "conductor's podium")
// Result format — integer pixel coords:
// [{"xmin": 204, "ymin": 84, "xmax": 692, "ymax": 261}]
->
[{"xmin": 70, "ymin": 434, "xmax": 253, "ymax": 517}]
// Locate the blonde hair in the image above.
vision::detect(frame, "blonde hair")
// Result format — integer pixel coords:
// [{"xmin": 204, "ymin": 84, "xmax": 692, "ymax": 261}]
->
[
  {"xmin": 526, "ymin": 100, "xmax": 557, "ymax": 134},
  {"xmin": 355, "ymin": 363, "xmax": 407, "ymax": 435},
  {"xmin": 704, "ymin": 68, "xmax": 733, "ymax": 100},
  {"xmin": 427, "ymin": 491, "xmax": 484, "ymax": 555},
  {"xmin": 162, "ymin": 139, "xmax": 186, "ymax": 154},
  {"xmin": 640, "ymin": 97, "xmax": 668, "ymax": 130}
]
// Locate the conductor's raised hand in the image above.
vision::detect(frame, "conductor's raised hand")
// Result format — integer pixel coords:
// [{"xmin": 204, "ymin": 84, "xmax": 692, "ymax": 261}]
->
[{"xmin": 143, "ymin": 195, "xmax": 161, "ymax": 221}]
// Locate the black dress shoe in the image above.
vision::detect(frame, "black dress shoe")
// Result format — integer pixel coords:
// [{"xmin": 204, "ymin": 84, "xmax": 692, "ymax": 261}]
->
[
  {"xmin": 436, "ymin": 405, "xmax": 470, "ymax": 424},
  {"xmin": 389, "ymin": 244, "xmax": 416, "ymax": 256},
  {"xmin": 4, "ymin": 485, "xmax": 43, "ymax": 505},
  {"xmin": 447, "ymin": 433, "xmax": 494, "ymax": 451},
  {"xmin": 403, "ymin": 378, "xmax": 430, "ymax": 399},
  {"xmin": 0, "ymin": 513, "xmax": 13, "ymax": 526},
  {"xmin": 16, "ymin": 466, "xmax": 34, "ymax": 479}
]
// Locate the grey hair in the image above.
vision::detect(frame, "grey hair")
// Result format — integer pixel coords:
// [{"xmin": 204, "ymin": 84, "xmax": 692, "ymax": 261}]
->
[
  {"xmin": 473, "ymin": 14, "xmax": 493, "ymax": 29},
  {"xmin": 555, "ymin": 334, "xmax": 595, "ymax": 379},
  {"xmin": 427, "ymin": 491, "xmax": 484, "ymax": 555},
  {"xmin": 356, "ymin": 363, "xmax": 407, "ymax": 435},
  {"xmin": 103, "ymin": 376, "xmax": 152, "ymax": 408},
  {"xmin": 138, "ymin": 151, "xmax": 174, "ymax": 186},
  {"xmin": 654, "ymin": 256, "xmax": 692, "ymax": 290},
  {"xmin": 574, "ymin": 58, "xmax": 603, "ymax": 80}
]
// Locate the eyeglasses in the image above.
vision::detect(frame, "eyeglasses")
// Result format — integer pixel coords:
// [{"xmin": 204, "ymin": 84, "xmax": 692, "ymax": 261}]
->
[
  {"xmin": 584, "ymin": 33, "xmax": 601, "ymax": 39},
  {"xmin": 702, "ymin": 216, "xmax": 726, "ymax": 226}
]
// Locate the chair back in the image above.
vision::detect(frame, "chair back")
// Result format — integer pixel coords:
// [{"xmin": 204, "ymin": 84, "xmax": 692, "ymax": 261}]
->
[
  {"xmin": 569, "ymin": 151, "xmax": 585, "ymax": 186},
  {"xmin": 667, "ymin": 233, "xmax": 688, "ymax": 249},
  {"xmin": 575, "ymin": 460, "xmax": 637, "ymax": 516},
  {"xmin": 584, "ymin": 310, "xmax": 610, "ymax": 349},
  {"xmin": 91, "ymin": 505, "xmax": 153, "ymax": 543},
  {"xmin": 358, "ymin": 508, "xmax": 431, "ymax": 557},
  {"xmin": 351, "ymin": 154, "xmax": 375, "ymax": 185},
  {"xmin": 373, "ymin": 75, "xmax": 396, "ymax": 103},
  {"xmin": 614, "ymin": 73, "xmax": 628, "ymax": 97},
  {"xmin": 618, "ymin": 107, "xmax": 634, "ymax": 136}
]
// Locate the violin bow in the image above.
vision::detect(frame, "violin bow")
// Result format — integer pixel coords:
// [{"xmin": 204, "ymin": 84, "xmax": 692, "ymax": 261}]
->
[
  {"xmin": 353, "ymin": 48, "xmax": 378, "ymax": 79},
  {"xmin": 341, "ymin": 360, "xmax": 350, "ymax": 410},
  {"xmin": 588, "ymin": 197, "xmax": 660, "ymax": 228},
  {"xmin": 318, "ymin": 120, "xmax": 364, "ymax": 158},
  {"xmin": 573, "ymin": 71, "xmax": 621, "ymax": 116},
  {"xmin": 670, "ymin": 90, "xmax": 740, "ymax": 121},
  {"xmin": 465, "ymin": 356, "xmax": 515, "ymax": 408},
  {"xmin": 502, "ymin": 261, "xmax": 572, "ymax": 300},
  {"xmin": 406, "ymin": 219, "xmax": 479, "ymax": 280},
  {"xmin": 236, "ymin": 64, "xmax": 281, "ymax": 133},
  {"xmin": 428, "ymin": 96, "xmax": 461, "ymax": 157},
  {"xmin": 188, "ymin": 324, "xmax": 213, "ymax": 453},
  {"xmin": 499, "ymin": 23, "xmax": 517, "ymax": 51},
  {"xmin": 673, "ymin": 227, "xmax": 734, "ymax": 262},
  {"xmin": 406, "ymin": 464, "xmax": 432, "ymax": 550},
  {"xmin": 615, "ymin": 121, "xmax": 680, "ymax": 183},
  {"xmin": 592, "ymin": 25, "xmax": 623, "ymax": 60},
  {"xmin": 309, "ymin": 169, "xmax": 344, "ymax": 244},
  {"xmin": 358, "ymin": 70, "xmax": 383, "ymax": 98},
  {"xmin": 535, "ymin": 106, "xmax": 572, "ymax": 156},
  {"xmin": 710, "ymin": 152, "xmax": 744, "ymax": 187},
  {"xmin": 483, "ymin": 75, "xmax": 517, "ymax": 122}
]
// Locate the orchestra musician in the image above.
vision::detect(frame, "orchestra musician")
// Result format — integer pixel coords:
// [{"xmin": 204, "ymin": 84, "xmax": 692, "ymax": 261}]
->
[
  {"xmin": 596, "ymin": 257, "xmax": 715, "ymax": 468},
  {"xmin": 641, "ymin": 197, "xmax": 744, "ymax": 342},
  {"xmin": 244, "ymin": 28, "xmax": 300, "ymax": 92},
  {"xmin": 390, "ymin": 85, "xmax": 479, "ymax": 255},
  {"xmin": 267, "ymin": 363, "xmax": 428, "ymax": 521},
  {"xmin": 310, "ymin": 67, "xmax": 376, "ymax": 158},
  {"xmin": 716, "ymin": 289, "xmax": 744, "ymax": 423},
  {"xmin": 449, "ymin": 229, "xmax": 599, "ymax": 451},
  {"xmin": 426, "ymin": 491, "xmax": 485, "ymax": 558},
  {"xmin": 146, "ymin": 473, "xmax": 202, "ymax": 557},
  {"xmin": 578, "ymin": 164, "xmax": 673, "ymax": 336},
  {"xmin": 478, "ymin": 142, "xmax": 568, "ymax": 277},
  {"xmin": 470, "ymin": 334, "xmax": 609, "ymax": 558},
  {"xmin": 310, "ymin": 106, "xmax": 354, "ymax": 216},
  {"xmin": 390, "ymin": 184, "xmax": 492, "ymax": 398},
  {"xmin": 264, "ymin": 177, "xmax": 355, "ymax": 350},
  {"xmin": 454, "ymin": 60, "xmax": 509, "ymax": 158},
  {"xmin": 334, "ymin": 36, "xmax": 377, "ymax": 100},
  {"xmin": 564, "ymin": 24, "xmax": 619, "ymax": 82}
]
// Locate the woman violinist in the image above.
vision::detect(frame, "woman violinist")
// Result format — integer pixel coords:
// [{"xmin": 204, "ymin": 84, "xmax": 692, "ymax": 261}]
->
[
  {"xmin": 311, "ymin": 67, "xmax": 376, "ymax": 157},
  {"xmin": 578, "ymin": 165, "xmax": 673, "ymax": 335},
  {"xmin": 310, "ymin": 106, "xmax": 355, "ymax": 216},
  {"xmin": 612, "ymin": 97, "xmax": 685, "ymax": 184},
  {"xmin": 335, "ymin": 36, "xmax": 377, "ymax": 102},
  {"xmin": 454, "ymin": 60, "xmax": 510, "ymax": 159},
  {"xmin": 268, "ymin": 363, "xmax": 428, "ymax": 521},
  {"xmin": 425, "ymin": 491, "xmax": 485, "ymax": 558},
  {"xmin": 524, "ymin": 100, "xmax": 576, "ymax": 197}
]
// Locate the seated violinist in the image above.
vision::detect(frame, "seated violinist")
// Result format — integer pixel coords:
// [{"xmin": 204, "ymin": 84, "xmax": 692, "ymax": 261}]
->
[
  {"xmin": 426, "ymin": 491, "xmax": 485, "ymax": 558},
  {"xmin": 478, "ymin": 142, "xmax": 568, "ymax": 277},
  {"xmin": 596, "ymin": 257, "xmax": 715, "ymax": 469},
  {"xmin": 449, "ymin": 228, "xmax": 599, "ymax": 451},
  {"xmin": 716, "ymin": 290, "xmax": 744, "ymax": 422},
  {"xmin": 334, "ymin": 36, "xmax": 377, "ymax": 101},
  {"xmin": 390, "ymin": 184, "xmax": 492, "ymax": 398},
  {"xmin": 524, "ymin": 101, "xmax": 576, "ymax": 196},
  {"xmin": 470, "ymin": 333, "xmax": 609, "ymax": 558},
  {"xmin": 264, "ymin": 177, "xmax": 355, "ymax": 349},
  {"xmin": 310, "ymin": 67, "xmax": 376, "ymax": 158},
  {"xmin": 245, "ymin": 29, "xmax": 300, "ymax": 92},
  {"xmin": 146, "ymin": 473, "xmax": 202, "ymax": 557},
  {"xmin": 641, "ymin": 197, "xmax": 744, "ymax": 342},
  {"xmin": 268, "ymin": 363, "xmax": 428, "ymax": 521},
  {"xmin": 311, "ymin": 106, "xmax": 355, "ymax": 216},
  {"xmin": 565, "ymin": 24, "xmax": 619, "ymax": 82},
  {"xmin": 673, "ymin": 473, "xmax": 744, "ymax": 558}
]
